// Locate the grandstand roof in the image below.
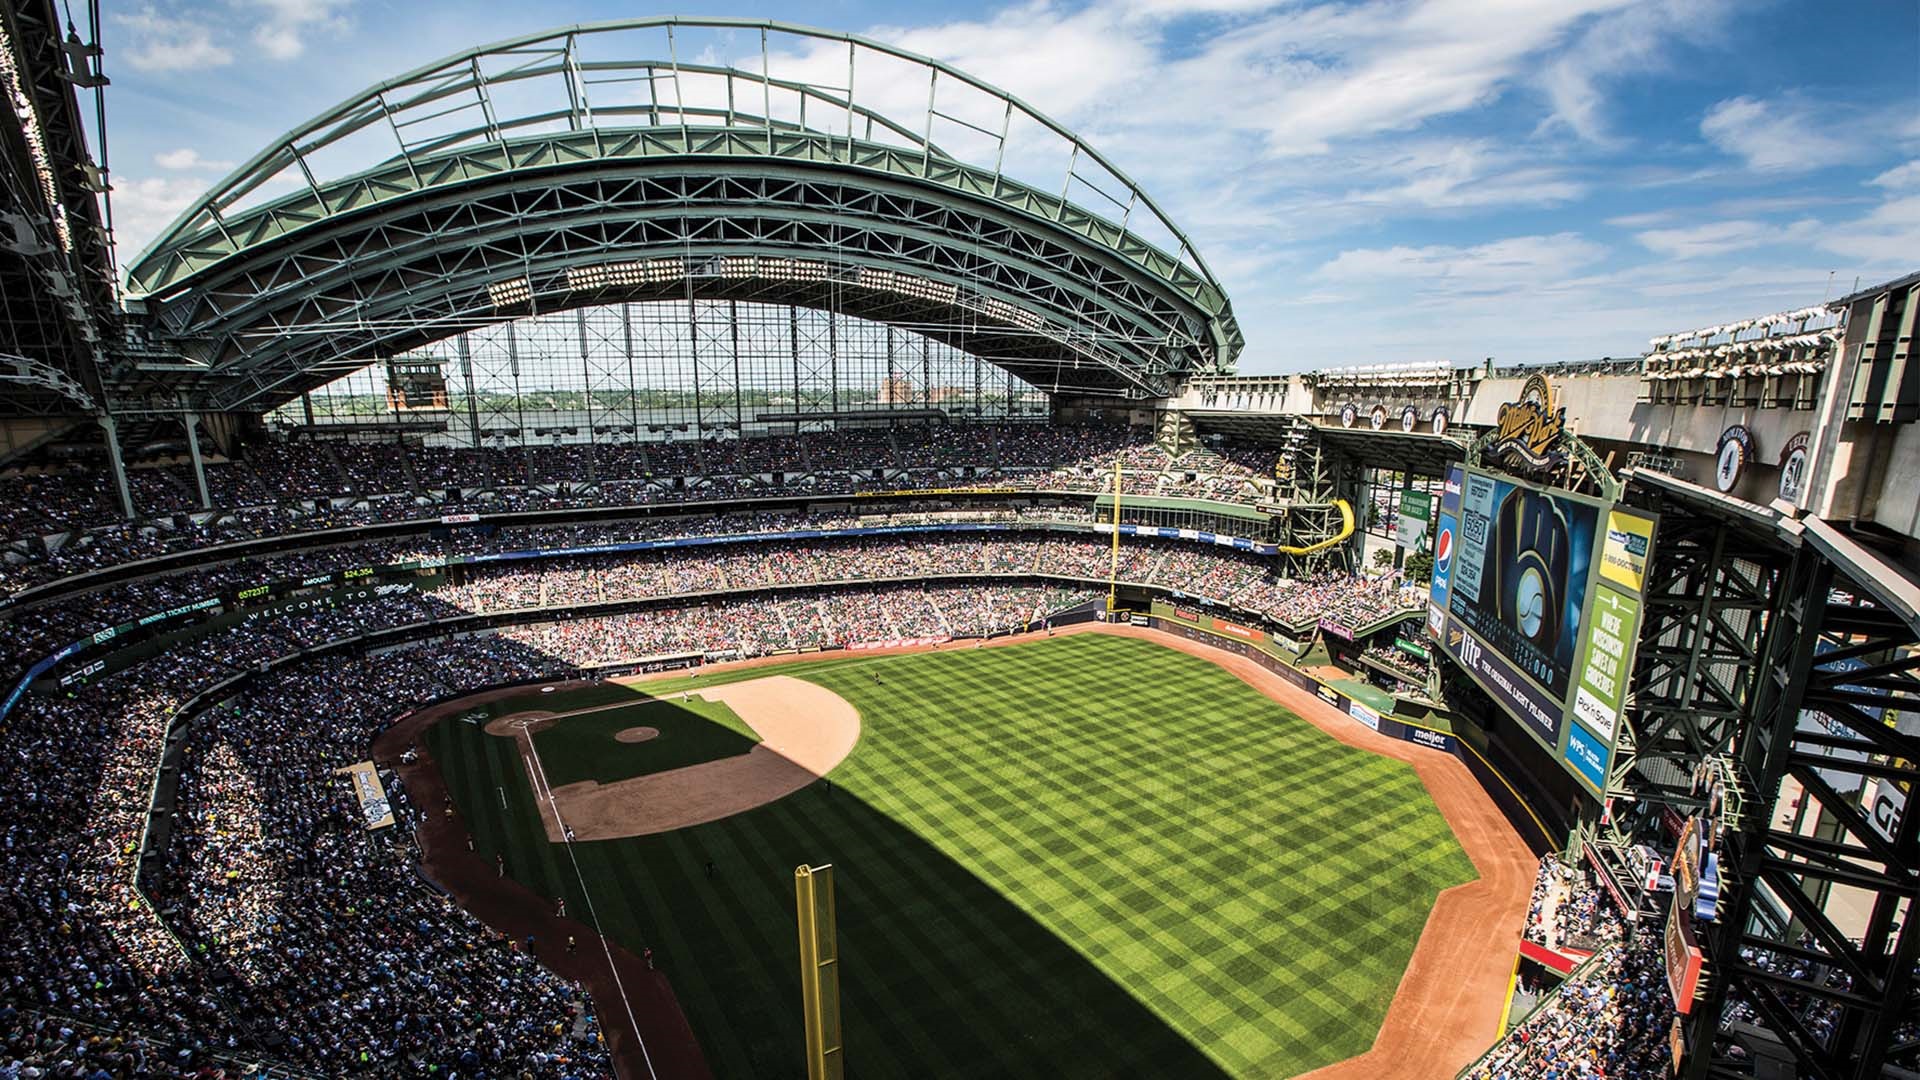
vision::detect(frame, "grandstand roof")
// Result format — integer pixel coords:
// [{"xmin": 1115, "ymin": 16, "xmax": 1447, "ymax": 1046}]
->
[
  {"xmin": 117, "ymin": 18, "xmax": 1243, "ymax": 413},
  {"xmin": 0, "ymin": 0, "xmax": 119, "ymax": 416}
]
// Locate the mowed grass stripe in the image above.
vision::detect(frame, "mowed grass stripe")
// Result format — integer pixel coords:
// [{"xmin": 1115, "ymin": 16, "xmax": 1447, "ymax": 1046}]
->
[
  {"xmin": 806, "ymin": 638, "xmax": 1451, "ymax": 1068},
  {"xmin": 820, "ymin": 651, "xmax": 1293, "ymax": 1043},
  {"xmin": 729, "ymin": 798, "xmax": 965, "ymax": 1077},
  {"xmin": 442, "ymin": 634, "xmax": 1474, "ymax": 1079}
]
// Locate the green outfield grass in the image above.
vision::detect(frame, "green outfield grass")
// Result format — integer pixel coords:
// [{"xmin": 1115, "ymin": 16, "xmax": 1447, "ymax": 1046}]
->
[{"xmin": 427, "ymin": 635, "xmax": 1477, "ymax": 1079}]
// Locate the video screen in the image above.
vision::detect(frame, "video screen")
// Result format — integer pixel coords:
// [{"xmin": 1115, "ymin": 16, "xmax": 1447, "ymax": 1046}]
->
[{"xmin": 1447, "ymin": 471, "xmax": 1600, "ymax": 701}]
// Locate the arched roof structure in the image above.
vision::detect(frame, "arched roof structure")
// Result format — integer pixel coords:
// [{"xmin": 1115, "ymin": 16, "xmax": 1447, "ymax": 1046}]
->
[{"xmin": 121, "ymin": 18, "xmax": 1242, "ymax": 412}]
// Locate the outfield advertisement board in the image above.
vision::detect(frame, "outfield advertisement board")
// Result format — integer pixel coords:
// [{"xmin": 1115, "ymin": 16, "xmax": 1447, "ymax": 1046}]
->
[
  {"xmin": 1430, "ymin": 462, "xmax": 1657, "ymax": 799},
  {"xmin": 1396, "ymin": 489, "xmax": 1434, "ymax": 552},
  {"xmin": 1427, "ymin": 467, "xmax": 1462, "ymax": 640}
]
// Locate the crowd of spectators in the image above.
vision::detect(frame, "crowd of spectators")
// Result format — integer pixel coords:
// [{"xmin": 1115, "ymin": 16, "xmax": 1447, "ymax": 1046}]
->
[
  {"xmin": 496, "ymin": 583, "xmax": 1095, "ymax": 664},
  {"xmin": 1360, "ymin": 642, "xmax": 1429, "ymax": 679},
  {"xmin": 1521, "ymin": 856, "xmax": 1626, "ymax": 954},
  {"xmin": 0, "ymin": 424, "xmax": 1284, "ymax": 593},
  {"xmin": 1, "ymin": 606, "xmax": 610, "ymax": 1076},
  {"xmin": 0, "ymin": 514, "xmax": 1422, "ymax": 698},
  {"xmin": 0, "ymin": 548, "xmax": 1110, "ymax": 1077},
  {"xmin": 1264, "ymin": 571, "xmax": 1424, "ymax": 630},
  {"xmin": 161, "ymin": 638, "xmax": 606, "ymax": 1076},
  {"xmin": 424, "ymin": 534, "xmax": 1268, "ymax": 620},
  {"xmin": 1464, "ymin": 932, "xmax": 1673, "ymax": 1079}
]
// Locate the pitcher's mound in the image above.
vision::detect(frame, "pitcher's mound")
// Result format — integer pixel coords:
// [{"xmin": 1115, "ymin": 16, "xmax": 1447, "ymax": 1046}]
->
[{"xmin": 613, "ymin": 726, "xmax": 660, "ymax": 743}]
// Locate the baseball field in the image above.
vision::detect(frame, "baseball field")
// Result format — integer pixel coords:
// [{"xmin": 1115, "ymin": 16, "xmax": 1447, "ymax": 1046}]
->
[{"xmin": 426, "ymin": 633, "xmax": 1479, "ymax": 1078}]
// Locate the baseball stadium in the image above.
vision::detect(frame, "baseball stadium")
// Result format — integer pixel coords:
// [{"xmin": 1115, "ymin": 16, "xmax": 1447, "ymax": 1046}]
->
[{"xmin": 2, "ymin": 6, "xmax": 1918, "ymax": 1080}]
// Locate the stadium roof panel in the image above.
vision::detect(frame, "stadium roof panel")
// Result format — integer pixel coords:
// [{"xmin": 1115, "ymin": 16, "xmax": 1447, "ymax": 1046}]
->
[{"xmin": 119, "ymin": 18, "xmax": 1242, "ymax": 412}]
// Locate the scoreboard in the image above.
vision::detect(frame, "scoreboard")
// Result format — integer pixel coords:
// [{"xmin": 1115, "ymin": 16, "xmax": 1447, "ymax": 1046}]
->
[{"xmin": 1429, "ymin": 463, "xmax": 1657, "ymax": 798}]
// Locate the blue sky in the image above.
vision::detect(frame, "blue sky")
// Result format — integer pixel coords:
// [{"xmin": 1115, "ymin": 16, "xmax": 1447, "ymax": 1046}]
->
[{"xmin": 99, "ymin": 0, "xmax": 1920, "ymax": 373}]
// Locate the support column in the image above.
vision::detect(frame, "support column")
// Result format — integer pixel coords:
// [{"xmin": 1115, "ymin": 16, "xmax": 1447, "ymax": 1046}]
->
[
  {"xmin": 183, "ymin": 412, "xmax": 211, "ymax": 510},
  {"xmin": 99, "ymin": 413, "xmax": 134, "ymax": 520}
]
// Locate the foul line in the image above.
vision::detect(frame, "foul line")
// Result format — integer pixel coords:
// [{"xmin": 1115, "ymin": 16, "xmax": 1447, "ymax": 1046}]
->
[{"xmin": 520, "ymin": 729, "xmax": 660, "ymax": 1080}]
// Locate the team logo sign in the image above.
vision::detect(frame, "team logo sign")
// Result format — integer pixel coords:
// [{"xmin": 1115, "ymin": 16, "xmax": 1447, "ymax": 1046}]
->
[
  {"xmin": 1490, "ymin": 374, "xmax": 1566, "ymax": 468},
  {"xmin": 1400, "ymin": 405, "xmax": 1419, "ymax": 432},
  {"xmin": 1714, "ymin": 425, "xmax": 1754, "ymax": 493},
  {"xmin": 1778, "ymin": 431, "xmax": 1811, "ymax": 503}
]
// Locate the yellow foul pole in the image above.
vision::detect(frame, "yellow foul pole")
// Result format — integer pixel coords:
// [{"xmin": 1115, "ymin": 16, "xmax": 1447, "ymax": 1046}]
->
[
  {"xmin": 1107, "ymin": 458, "xmax": 1122, "ymax": 612},
  {"xmin": 795, "ymin": 863, "xmax": 843, "ymax": 1080}
]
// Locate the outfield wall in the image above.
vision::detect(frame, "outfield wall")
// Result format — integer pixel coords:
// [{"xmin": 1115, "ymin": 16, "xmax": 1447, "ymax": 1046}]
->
[{"xmin": 1145, "ymin": 608, "xmax": 1559, "ymax": 854}]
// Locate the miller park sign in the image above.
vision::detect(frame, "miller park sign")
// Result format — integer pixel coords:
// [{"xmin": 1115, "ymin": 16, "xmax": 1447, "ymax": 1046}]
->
[
  {"xmin": 1489, "ymin": 374, "xmax": 1569, "ymax": 470},
  {"xmin": 1471, "ymin": 373, "xmax": 1620, "ymax": 503}
]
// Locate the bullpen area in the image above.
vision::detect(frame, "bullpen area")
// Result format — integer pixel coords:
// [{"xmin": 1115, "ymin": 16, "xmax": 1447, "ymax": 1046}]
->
[{"xmin": 426, "ymin": 633, "xmax": 1479, "ymax": 1078}]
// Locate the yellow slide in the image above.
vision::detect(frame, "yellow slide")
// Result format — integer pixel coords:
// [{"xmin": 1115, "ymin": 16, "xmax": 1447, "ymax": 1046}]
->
[{"xmin": 1275, "ymin": 498, "xmax": 1355, "ymax": 556}]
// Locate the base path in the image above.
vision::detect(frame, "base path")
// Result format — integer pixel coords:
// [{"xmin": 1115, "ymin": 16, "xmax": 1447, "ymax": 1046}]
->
[
  {"xmin": 378, "ymin": 621, "xmax": 1532, "ymax": 1080},
  {"xmin": 493, "ymin": 675, "xmax": 862, "ymax": 842},
  {"xmin": 375, "ymin": 683, "xmax": 713, "ymax": 1080}
]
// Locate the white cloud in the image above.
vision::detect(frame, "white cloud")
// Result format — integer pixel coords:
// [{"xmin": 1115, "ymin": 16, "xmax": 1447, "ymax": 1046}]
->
[
  {"xmin": 1138, "ymin": 0, "xmax": 1638, "ymax": 157},
  {"xmin": 1536, "ymin": 0, "xmax": 1729, "ymax": 142},
  {"xmin": 1341, "ymin": 141, "xmax": 1585, "ymax": 210},
  {"xmin": 111, "ymin": 175, "xmax": 215, "ymax": 260},
  {"xmin": 154, "ymin": 148, "xmax": 234, "ymax": 171},
  {"xmin": 1316, "ymin": 232, "xmax": 1608, "ymax": 297},
  {"xmin": 240, "ymin": 0, "xmax": 355, "ymax": 61},
  {"xmin": 1699, "ymin": 95, "xmax": 1860, "ymax": 173},
  {"xmin": 1821, "ymin": 194, "xmax": 1920, "ymax": 267},
  {"xmin": 1870, "ymin": 160, "xmax": 1920, "ymax": 190},
  {"xmin": 1634, "ymin": 218, "xmax": 1819, "ymax": 260},
  {"xmin": 115, "ymin": 8, "xmax": 233, "ymax": 73}
]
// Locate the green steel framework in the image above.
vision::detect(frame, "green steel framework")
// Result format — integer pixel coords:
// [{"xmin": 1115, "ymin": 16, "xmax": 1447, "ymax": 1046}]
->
[{"xmin": 119, "ymin": 18, "xmax": 1242, "ymax": 416}]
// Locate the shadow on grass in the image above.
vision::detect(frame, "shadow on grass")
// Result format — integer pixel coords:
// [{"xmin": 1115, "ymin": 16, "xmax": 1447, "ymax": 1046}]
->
[
  {"xmin": 492, "ymin": 688, "xmax": 763, "ymax": 787},
  {"xmin": 433, "ymin": 712, "xmax": 1233, "ymax": 1080}
]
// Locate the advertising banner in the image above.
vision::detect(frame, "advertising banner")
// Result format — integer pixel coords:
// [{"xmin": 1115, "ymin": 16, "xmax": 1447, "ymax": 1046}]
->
[
  {"xmin": 1598, "ymin": 510, "xmax": 1657, "ymax": 594},
  {"xmin": 1665, "ymin": 893, "xmax": 1703, "ymax": 1014},
  {"xmin": 1571, "ymin": 585, "xmax": 1642, "ymax": 744},
  {"xmin": 1348, "ymin": 701, "xmax": 1381, "ymax": 731},
  {"xmin": 1428, "ymin": 468, "xmax": 1462, "ymax": 640},
  {"xmin": 1442, "ymin": 611, "xmax": 1564, "ymax": 749},
  {"xmin": 1798, "ymin": 641, "xmax": 1886, "ymax": 796},
  {"xmin": 1868, "ymin": 778, "xmax": 1907, "ymax": 844},
  {"xmin": 340, "ymin": 761, "xmax": 394, "ymax": 830},
  {"xmin": 1564, "ymin": 716, "xmax": 1611, "ymax": 790},
  {"xmin": 1396, "ymin": 490, "xmax": 1434, "ymax": 552},
  {"xmin": 1318, "ymin": 619, "xmax": 1355, "ymax": 641}
]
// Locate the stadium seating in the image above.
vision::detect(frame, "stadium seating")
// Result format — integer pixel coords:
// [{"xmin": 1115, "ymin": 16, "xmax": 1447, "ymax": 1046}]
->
[{"xmin": 0, "ymin": 424, "xmax": 1284, "ymax": 595}]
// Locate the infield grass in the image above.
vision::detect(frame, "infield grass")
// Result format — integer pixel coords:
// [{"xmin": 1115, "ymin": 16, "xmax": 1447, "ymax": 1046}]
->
[{"xmin": 427, "ymin": 634, "xmax": 1477, "ymax": 1079}]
